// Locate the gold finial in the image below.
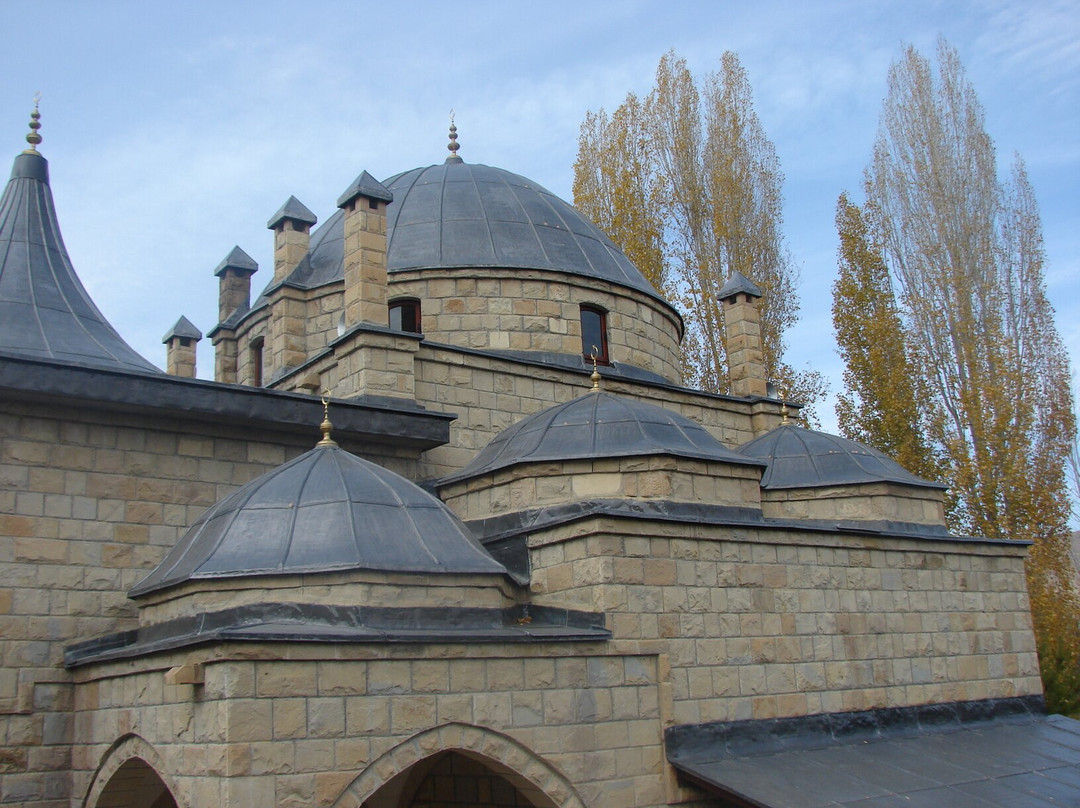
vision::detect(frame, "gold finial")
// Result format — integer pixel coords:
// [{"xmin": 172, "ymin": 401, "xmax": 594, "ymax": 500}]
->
[
  {"xmin": 317, "ymin": 391, "xmax": 338, "ymax": 447},
  {"xmin": 24, "ymin": 93, "xmax": 42, "ymax": 154},
  {"xmin": 780, "ymin": 402, "xmax": 790, "ymax": 425},
  {"xmin": 589, "ymin": 345, "xmax": 602, "ymax": 392},
  {"xmin": 446, "ymin": 108, "xmax": 462, "ymax": 163}
]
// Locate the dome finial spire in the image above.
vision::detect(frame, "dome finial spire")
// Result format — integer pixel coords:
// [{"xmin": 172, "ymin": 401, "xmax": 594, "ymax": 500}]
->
[
  {"xmin": 317, "ymin": 392, "xmax": 338, "ymax": 447},
  {"xmin": 589, "ymin": 346, "xmax": 602, "ymax": 392},
  {"xmin": 445, "ymin": 109, "xmax": 463, "ymax": 164},
  {"xmin": 23, "ymin": 92, "xmax": 42, "ymax": 154}
]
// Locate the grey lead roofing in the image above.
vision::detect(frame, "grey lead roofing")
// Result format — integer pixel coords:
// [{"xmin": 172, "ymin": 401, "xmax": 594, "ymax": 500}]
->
[
  {"xmin": 440, "ymin": 391, "xmax": 765, "ymax": 485},
  {"xmin": 262, "ymin": 161, "xmax": 666, "ymax": 304},
  {"xmin": 667, "ymin": 700, "xmax": 1080, "ymax": 807},
  {"xmin": 130, "ymin": 443, "xmax": 508, "ymax": 597},
  {"xmin": 0, "ymin": 150, "xmax": 160, "ymax": 373},
  {"xmin": 738, "ymin": 423, "xmax": 946, "ymax": 490}
]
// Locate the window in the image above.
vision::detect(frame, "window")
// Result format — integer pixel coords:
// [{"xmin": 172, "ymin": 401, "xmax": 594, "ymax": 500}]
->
[
  {"xmin": 250, "ymin": 337, "xmax": 264, "ymax": 387},
  {"xmin": 580, "ymin": 305, "xmax": 609, "ymax": 364},
  {"xmin": 389, "ymin": 299, "xmax": 421, "ymax": 333}
]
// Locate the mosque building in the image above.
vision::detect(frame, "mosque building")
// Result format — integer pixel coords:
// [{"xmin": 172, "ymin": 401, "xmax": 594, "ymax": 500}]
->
[{"xmin": 2, "ymin": 105, "xmax": 1078, "ymax": 808}]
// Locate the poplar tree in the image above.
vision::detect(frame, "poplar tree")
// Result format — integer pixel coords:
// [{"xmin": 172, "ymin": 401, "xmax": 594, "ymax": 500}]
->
[
  {"xmin": 831, "ymin": 193, "xmax": 944, "ymax": 489},
  {"xmin": 839, "ymin": 38, "xmax": 1079, "ymax": 712},
  {"xmin": 574, "ymin": 51, "xmax": 825, "ymax": 416}
]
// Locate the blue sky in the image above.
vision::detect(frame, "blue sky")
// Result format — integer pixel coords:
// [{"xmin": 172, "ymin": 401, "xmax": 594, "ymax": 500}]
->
[{"xmin": 1, "ymin": 0, "xmax": 1077, "ymax": 435}]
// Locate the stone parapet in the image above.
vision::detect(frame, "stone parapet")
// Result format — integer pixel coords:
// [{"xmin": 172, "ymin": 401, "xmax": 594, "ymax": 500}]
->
[{"xmin": 525, "ymin": 517, "xmax": 1039, "ymax": 725}]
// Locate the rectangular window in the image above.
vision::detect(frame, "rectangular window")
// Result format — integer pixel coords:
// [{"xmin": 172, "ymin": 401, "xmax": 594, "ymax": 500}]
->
[
  {"xmin": 389, "ymin": 299, "xmax": 421, "ymax": 333},
  {"xmin": 250, "ymin": 337, "xmax": 264, "ymax": 387},
  {"xmin": 580, "ymin": 305, "xmax": 609, "ymax": 364}
]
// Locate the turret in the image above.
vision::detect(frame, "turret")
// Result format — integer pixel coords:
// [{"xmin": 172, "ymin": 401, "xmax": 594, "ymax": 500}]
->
[
  {"xmin": 337, "ymin": 171, "xmax": 392, "ymax": 328},
  {"xmin": 0, "ymin": 100, "xmax": 159, "ymax": 374},
  {"xmin": 213, "ymin": 246, "xmax": 258, "ymax": 323},
  {"xmin": 267, "ymin": 196, "xmax": 317, "ymax": 285},
  {"xmin": 718, "ymin": 271, "xmax": 768, "ymax": 398},
  {"xmin": 210, "ymin": 246, "xmax": 258, "ymax": 384},
  {"xmin": 162, "ymin": 316, "xmax": 202, "ymax": 378}
]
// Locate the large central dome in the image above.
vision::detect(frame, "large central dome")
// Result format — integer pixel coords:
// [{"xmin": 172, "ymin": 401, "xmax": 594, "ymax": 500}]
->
[
  {"xmin": 380, "ymin": 162, "xmax": 660, "ymax": 298},
  {"xmin": 278, "ymin": 162, "xmax": 663, "ymax": 302}
]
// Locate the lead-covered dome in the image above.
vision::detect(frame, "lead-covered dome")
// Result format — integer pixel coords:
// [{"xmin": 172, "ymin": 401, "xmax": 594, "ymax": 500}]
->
[
  {"xmin": 442, "ymin": 391, "xmax": 763, "ymax": 484},
  {"xmin": 131, "ymin": 444, "xmax": 508, "ymax": 597},
  {"xmin": 278, "ymin": 162, "xmax": 664, "ymax": 302},
  {"xmin": 737, "ymin": 424, "xmax": 945, "ymax": 490}
]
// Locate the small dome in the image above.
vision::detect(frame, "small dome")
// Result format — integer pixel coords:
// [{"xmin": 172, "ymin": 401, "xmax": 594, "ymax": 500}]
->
[
  {"xmin": 131, "ymin": 445, "xmax": 507, "ymax": 597},
  {"xmin": 276, "ymin": 162, "xmax": 667, "ymax": 304},
  {"xmin": 737, "ymin": 424, "xmax": 945, "ymax": 490},
  {"xmin": 443, "ymin": 391, "xmax": 763, "ymax": 483}
]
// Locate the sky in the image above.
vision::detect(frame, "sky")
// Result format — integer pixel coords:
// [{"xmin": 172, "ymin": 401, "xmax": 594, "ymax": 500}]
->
[{"xmin": 1, "ymin": 0, "xmax": 1077, "ymax": 438}]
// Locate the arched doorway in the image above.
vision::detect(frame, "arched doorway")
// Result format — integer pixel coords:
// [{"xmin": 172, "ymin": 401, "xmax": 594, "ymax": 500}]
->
[
  {"xmin": 366, "ymin": 750, "xmax": 553, "ymax": 808},
  {"xmin": 91, "ymin": 758, "xmax": 177, "ymax": 808},
  {"xmin": 339, "ymin": 724, "xmax": 584, "ymax": 808}
]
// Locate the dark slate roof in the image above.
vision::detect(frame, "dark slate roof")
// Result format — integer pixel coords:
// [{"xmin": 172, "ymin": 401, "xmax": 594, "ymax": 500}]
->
[
  {"xmin": 130, "ymin": 443, "xmax": 508, "ymax": 597},
  {"xmin": 162, "ymin": 315, "xmax": 202, "ymax": 343},
  {"xmin": 738, "ymin": 424, "xmax": 945, "ymax": 490},
  {"xmin": 0, "ymin": 150, "xmax": 160, "ymax": 373},
  {"xmin": 337, "ymin": 170, "xmax": 393, "ymax": 207},
  {"xmin": 441, "ymin": 391, "xmax": 764, "ymax": 485},
  {"xmin": 267, "ymin": 195, "xmax": 317, "ymax": 230},
  {"xmin": 717, "ymin": 270, "xmax": 763, "ymax": 300},
  {"xmin": 213, "ymin": 245, "xmax": 258, "ymax": 277},
  {"xmin": 667, "ymin": 698, "xmax": 1080, "ymax": 808},
  {"xmin": 267, "ymin": 162, "xmax": 669, "ymax": 306}
]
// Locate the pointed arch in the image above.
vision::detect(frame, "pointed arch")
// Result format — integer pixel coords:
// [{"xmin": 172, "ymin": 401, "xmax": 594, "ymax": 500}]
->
[
  {"xmin": 81, "ymin": 734, "xmax": 186, "ymax": 808},
  {"xmin": 332, "ymin": 723, "xmax": 586, "ymax": 808}
]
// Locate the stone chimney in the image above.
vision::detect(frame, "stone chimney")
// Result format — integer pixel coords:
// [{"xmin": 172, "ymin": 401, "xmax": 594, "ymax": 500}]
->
[
  {"xmin": 214, "ymin": 246, "xmax": 258, "ymax": 324},
  {"xmin": 210, "ymin": 246, "xmax": 257, "ymax": 384},
  {"xmin": 162, "ymin": 316, "xmax": 202, "ymax": 378},
  {"xmin": 718, "ymin": 271, "xmax": 768, "ymax": 398},
  {"xmin": 337, "ymin": 171, "xmax": 393, "ymax": 328},
  {"xmin": 267, "ymin": 196, "xmax": 317, "ymax": 285}
]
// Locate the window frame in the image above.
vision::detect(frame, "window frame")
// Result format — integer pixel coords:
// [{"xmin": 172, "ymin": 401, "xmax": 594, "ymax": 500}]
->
[
  {"xmin": 250, "ymin": 336, "xmax": 265, "ymax": 387},
  {"xmin": 580, "ymin": 304, "xmax": 610, "ymax": 365},
  {"xmin": 388, "ymin": 298, "xmax": 422, "ymax": 334}
]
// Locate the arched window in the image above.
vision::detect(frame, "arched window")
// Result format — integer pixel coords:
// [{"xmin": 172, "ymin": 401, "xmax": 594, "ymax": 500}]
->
[
  {"xmin": 580, "ymin": 305, "xmax": 609, "ymax": 364},
  {"xmin": 250, "ymin": 337, "xmax": 264, "ymax": 387},
  {"xmin": 389, "ymin": 298, "xmax": 421, "ymax": 333}
]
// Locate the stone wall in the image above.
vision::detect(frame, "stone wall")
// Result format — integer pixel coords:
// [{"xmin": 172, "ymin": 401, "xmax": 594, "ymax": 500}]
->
[
  {"xmin": 411, "ymin": 346, "xmax": 774, "ymax": 479},
  {"xmin": 387, "ymin": 269, "xmax": 683, "ymax": 384},
  {"xmin": 526, "ymin": 518, "xmax": 1041, "ymax": 725},
  {"xmin": 72, "ymin": 644, "xmax": 673, "ymax": 808},
  {"xmin": 441, "ymin": 457, "xmax": 764, "ymax": 522},
  {"xmin": 0, "ymin": 400, "xmax": 417, "ymax": 807}
]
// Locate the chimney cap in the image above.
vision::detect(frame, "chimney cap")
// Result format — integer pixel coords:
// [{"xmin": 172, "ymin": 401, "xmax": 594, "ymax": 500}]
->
[
  {"xmin": 162, "ymin": 315, "xmax": 203, "ymax": 343},
  {"xmin": 337, "ymin": 170, "xmax": 393, "ymax": 209},
  {"xmin": 267, "ymin": 195, "xmax": 317, "ymax": 230},
  {"xmin": 213, "ymin": 245, "xmax": 259, "ymax": 278},
  {"xmin": 717, "ymin": 271, "xmax": 763, "ymax": 301}
]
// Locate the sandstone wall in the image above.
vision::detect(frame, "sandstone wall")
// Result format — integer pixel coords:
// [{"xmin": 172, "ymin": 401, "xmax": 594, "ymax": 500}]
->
[
  {"xmin": 0, "ymin": 401, "xmax": 415, "ymax": 807},
  {"xmin": 527, "ymin": 518, "xmax": 1040, "ymax": 725}
]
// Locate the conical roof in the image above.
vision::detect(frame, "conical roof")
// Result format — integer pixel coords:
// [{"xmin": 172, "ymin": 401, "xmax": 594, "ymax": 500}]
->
[
  {"xmin": 0, "ymin": 148, "xmax": 159, "ymax": 373},
  {"xmin": 442, "ymin": 391, "xmax": 763, "ymax": 484},
  {"xmin": 130, "ymin": 443, "xmax": 508, "ymax": 597},
  {"xmin": 737, "ymin": 424, "xmax": 945, "ymax": 490}
]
